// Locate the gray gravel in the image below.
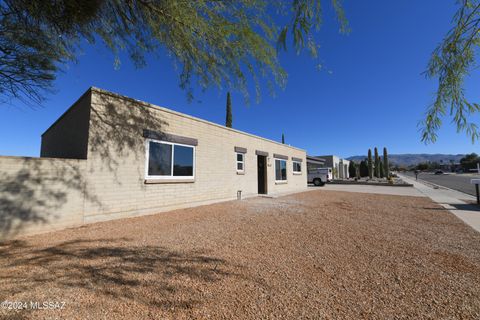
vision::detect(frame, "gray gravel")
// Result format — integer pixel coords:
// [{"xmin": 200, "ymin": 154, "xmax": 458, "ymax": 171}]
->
[{"xmin": 0, "ymin": 190, "xmax": 479, "ymax": 319}]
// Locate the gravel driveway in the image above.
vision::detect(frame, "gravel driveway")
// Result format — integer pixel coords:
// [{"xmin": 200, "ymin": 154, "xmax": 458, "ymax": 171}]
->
[{"xmin": 1, "ymin": 190, "xmax": 479, "ymax": 319}]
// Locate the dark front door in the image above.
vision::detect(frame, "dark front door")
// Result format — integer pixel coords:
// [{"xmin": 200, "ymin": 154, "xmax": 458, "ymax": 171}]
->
[{"xmin": 257, "ymin": 155, "xmax": 267, "ymax": 194}]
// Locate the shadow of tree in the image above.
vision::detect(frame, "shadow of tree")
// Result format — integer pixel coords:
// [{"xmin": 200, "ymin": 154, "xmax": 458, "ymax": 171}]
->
[
  {"xmin": 449, "ymin": 203, "xmax": 480, "ymax": 212},
  {"xmin": 88, "ymin": 91, "xmax": 169, "ymax": 180},
  {"xmin": 422, "ymin": 203, "xmax": 480, "ymax": 212},
  {"xmin": 0, "ymin": 158, "xmax": 101, "ymax": 239},
  {"xmin": 0, "ymin": 89, "xmax": 170, "ymax": 238},
  {"xmin": 0, "ymin": 238, "xmax": 233, "ymax": 313}
]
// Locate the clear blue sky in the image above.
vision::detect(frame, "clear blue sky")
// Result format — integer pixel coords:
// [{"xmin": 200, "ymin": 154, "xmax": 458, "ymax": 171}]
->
[{"xmin": 0, "ymin": 0, "xmax": 478, "ymax": 158}]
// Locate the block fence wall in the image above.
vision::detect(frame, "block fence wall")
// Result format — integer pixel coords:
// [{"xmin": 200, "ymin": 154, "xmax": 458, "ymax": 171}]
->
[{"xmin": 0, "ymin": 156, "xmax": 86, "ymax": 239}]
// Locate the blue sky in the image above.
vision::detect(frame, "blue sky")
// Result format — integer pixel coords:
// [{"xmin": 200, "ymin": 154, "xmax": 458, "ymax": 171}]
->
[{"xmin": 0, "ymin": 0, "xmax": 478, "ymax": 158}]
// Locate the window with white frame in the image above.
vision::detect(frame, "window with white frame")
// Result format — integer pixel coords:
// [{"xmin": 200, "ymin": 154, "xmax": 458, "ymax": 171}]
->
[
  {"xmin": 275, "ymin": 159, "xmax": 287, "ymax": 181},
  {"xmin": 236, "ymin": 152, "xmax": 245, "ymax": 172},
  {"xmin": 146, "ymin": 139, "xmax": 195, "ymax": 179},
  {"xmin": 293, "ymin": 161, "xmax": 302, "ymax": 173}
]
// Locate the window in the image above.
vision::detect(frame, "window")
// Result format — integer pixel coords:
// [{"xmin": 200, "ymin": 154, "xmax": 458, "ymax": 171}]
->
[
  {"xmin": 146, "ymin": 139, "xmax": 195, "ymax": 179},
  {"xmin": 293, "ymin": 161, "xmax": 302, "ymax": 173},
  {"xmin": 275, "ymin": 159, "xmax": 287, "ymax": 181},
  {"xmin": 236, "ymin": 152, "xmax": 245, "ymax": 172}
]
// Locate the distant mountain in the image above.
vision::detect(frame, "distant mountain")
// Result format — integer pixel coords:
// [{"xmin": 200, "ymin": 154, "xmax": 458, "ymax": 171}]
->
[{"xmin": 347, "ymin": 154, "xmax": 465, "ymax": 167}]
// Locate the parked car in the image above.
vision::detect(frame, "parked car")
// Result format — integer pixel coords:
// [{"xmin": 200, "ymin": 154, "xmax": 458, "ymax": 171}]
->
[
  {"xmin": 307, "ymin": 168, "xmax": 331, "ymax": 186},
  {"xmin": 434, "ymin": 170, "xmax": 444, "ymax": 175}
]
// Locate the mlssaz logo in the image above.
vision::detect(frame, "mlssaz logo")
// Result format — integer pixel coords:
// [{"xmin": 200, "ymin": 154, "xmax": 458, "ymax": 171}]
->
[{"xmin": 30, "ymin": 301, "xmax": 66, "ymax": 310}]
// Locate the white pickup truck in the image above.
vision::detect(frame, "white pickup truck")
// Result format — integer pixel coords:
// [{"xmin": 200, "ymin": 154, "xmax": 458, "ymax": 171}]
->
[{"xmin": 307, "ymin": 167, "xmax": 332, "ymax": 186}]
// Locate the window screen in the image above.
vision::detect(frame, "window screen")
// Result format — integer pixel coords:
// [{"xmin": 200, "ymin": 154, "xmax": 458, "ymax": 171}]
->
[
  {"xmin": 148, "ymin": 142, "xmax": 172, "ymax": 176},
  {"xmin": 293, "ymin": 161, "xmax": 301, "ymax": 173},
  {"xmin": 173, "ymin": 145, "xmax": 194, "ymax": 176},
  {"xmin": 236, "ymin": 152, "xmax": 245, "ymax": 172},
  {"xmin": 275, "ymin": 159, "xmax": 287, "ymax": 181}
]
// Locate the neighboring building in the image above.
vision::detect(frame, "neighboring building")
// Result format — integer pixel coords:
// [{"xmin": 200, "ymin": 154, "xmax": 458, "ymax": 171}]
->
[
  {"xmin": 315, "ymin": 155, "xmax": 350, "ymax": 179},
  {"xmin": 0, "ymin": 87, "xmax": 307, "ymax": 239},
  {"xmin": 306, "ymin": 156, "xmax": 326, "ymax": 168},
  {"xmin": 306, "ymin": 156, "xmax": 332, "ymax": 184},
  {"xmin": 306, "ymin": 156, "xmax": 326, "ymax": 173}
]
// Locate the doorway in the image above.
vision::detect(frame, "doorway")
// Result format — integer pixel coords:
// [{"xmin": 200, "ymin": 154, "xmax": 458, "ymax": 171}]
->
[{"xmin": 257, "ymin": 155, "xmax": 267, "ymax": 194}]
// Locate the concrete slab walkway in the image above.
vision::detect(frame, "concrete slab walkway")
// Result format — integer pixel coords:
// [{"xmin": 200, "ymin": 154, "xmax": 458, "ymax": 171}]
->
[{"xmin": 399, "ymin": 173, "xmax": 480, "ymax": 233}]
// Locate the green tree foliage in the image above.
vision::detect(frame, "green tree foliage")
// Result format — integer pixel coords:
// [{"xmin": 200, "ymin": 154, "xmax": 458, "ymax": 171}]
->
[
  {"xmin": 359, "ymin": 159, "xmax": 369, "ymax": 177},
  {"xmin": 460, "ymin": 152, "xmax": 480, "ymax": 171},
  {"xmin": 383, "ymin": 147, "xmax": 389, "ymax": 178},
  {"xmin": 415, "ymin": 161, "xmax": 442, "ymax": 171},
  {"xmin": 374, "ymin": 147, "xmax": 380, "ymax": 178},
  {"xmin": 282, "ymin": 133, "xmax": 285, "ymax": 144},
  {"xmin": 367, "ymin": 149, "xmax": 373, "ymax": 179},
  {"xmin": 416, "ymin": 163, "xmax": 429, "ymax": 171},
  {"xmin": 421, "ymin": 0, "xmax": 480, "ymax": 143},
  {"xmin": 348, "ymin": 161, "xmax": 356, "ymax": 178},
  {"xmin": 225, "ymin": 91, "xmax": 232, "ymax": 128},
  {"xmin": 392, "ymin": 165, "xmax": 407, "ymax": 172},
  {"xmin": 379, "ymin": 160, "xmax": 384, "ymax": 178},
  {"xmin": 0, "ymin": 0, "xmax": 348, "ymax": 105}
]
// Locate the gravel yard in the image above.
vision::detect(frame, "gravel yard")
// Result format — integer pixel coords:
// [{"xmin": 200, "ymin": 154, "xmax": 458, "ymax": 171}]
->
[{"xmin": 1, "ymin": 190, "xmax": 479, "ymax": 319}]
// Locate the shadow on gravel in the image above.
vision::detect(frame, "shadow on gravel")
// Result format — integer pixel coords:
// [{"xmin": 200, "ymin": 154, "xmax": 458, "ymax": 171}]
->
[
  {"xmin": 0, "ymin": 238, "xmax": 231, "ymax": 311},
  {"xmin": 448, "ymin": 203, "xmax": 480, "ymax": 212}
]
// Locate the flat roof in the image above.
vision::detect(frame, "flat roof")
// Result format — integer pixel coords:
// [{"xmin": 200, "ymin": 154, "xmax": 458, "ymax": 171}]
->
[{"xmin": 307, "ymin": 156, "xmax": 326, "ymax": 164}]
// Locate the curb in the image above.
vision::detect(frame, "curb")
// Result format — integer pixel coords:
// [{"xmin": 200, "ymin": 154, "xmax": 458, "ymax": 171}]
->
[{"xmin": 328, "ymin": 181, "xmax": 413, "ymax": 187}]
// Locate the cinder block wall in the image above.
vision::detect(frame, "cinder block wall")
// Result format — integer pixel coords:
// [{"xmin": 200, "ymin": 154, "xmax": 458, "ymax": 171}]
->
[
  {"xmin": 0, "ymin": 156, "xmax": 86, "ymax": 239},
  {"xmin": 83, "ymin": 89, "xmax": 307, "ymax": 222},
  {"xmin": 0, "ymin": 88, "xmax": 308, "ymax": 238}
]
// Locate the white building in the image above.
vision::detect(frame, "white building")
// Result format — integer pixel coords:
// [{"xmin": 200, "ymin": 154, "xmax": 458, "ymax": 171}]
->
[{"xmin": 315, "ymin": 155, "xmax": 350, "ymax": 179}]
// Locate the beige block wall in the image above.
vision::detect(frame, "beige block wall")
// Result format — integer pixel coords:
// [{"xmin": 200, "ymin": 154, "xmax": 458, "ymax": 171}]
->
[
  {"xmin": 83, "ymin": 89, "xmax": 307, "ymax": 222},
  {"xmin": 40, "ymin": 91, "xmax": 91, "ymax": 159},
  {"xmin": 0, "ymin": 156, "xmax": 87, "ymax": 239}
]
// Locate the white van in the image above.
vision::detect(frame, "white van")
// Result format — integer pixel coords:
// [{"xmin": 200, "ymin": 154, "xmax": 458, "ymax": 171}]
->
[{"xmin": 307, "ymin": 167, "xmax": 332, "ymax": 186}]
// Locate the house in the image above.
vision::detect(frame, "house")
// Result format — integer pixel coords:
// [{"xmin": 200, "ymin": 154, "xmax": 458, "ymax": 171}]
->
[
  {"xmin": 315, "ymin": 155, "xmax": 350, "ymax": 179},
  {"xmin": 306, "ymin": 156, "xmax": 326, "ymax": 172},
  {"xmin": 306, "ymin": 156, "xmax": 326, "ymax": 166},
  {"xmin": 0, "ymin": 87, "xmax": 307, "ymax": 239}
]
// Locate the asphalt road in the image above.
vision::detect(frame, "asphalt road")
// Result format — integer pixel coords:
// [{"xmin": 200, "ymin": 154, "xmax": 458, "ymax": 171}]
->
[{"xmin": 403, "ymin": 172, "xmax": 478, "ymax": 196}]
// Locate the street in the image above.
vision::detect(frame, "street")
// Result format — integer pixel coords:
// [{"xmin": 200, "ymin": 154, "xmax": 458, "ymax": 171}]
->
[{"xmin": 403, "ymin": 172, "xmax": 478, "ymax": 196}]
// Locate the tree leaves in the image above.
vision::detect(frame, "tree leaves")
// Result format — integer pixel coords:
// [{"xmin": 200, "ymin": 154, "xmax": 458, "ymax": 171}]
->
[
  {"xmin": 422, "ymin": 0, "xmax": 480, "ymax": 143},
  {"xmin": 0, "ymin": 0, "xmax": 347, "ymax": 106}
]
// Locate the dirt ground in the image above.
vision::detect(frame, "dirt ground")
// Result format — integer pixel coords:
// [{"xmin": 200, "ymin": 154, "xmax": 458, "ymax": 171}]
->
[{"xmin": 1, "ymin": 190, "xmax": 479, "ymax": 319}]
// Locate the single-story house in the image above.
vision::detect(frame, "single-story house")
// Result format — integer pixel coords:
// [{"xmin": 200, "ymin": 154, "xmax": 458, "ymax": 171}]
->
[
  {"xmin": 0, "ymin": 87, "xmax": 307, "ymax": 239},
  {"xmin": 315, "ymin": 155, "xmax": 350, "ymax": 179},
  {"xmin": 306, "ymin": 156, "xmax": 326, "ymax": 170}
]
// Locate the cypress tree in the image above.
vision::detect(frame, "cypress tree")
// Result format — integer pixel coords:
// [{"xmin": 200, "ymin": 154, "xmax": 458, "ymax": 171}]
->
[
  {"xmin": 225, "ymin": 92, "xmax": 232, "ymax": 128},
  {"xmin": 379, "ymin": 160, "xmax": 384, "ymax": 178},
  {"xmin": 374, "ymin": 147, "xmax": 380, "ymax": 178},
  {"xmin": 383, "ymin": 147, "xmax": 389, "ymax": 178},
  {"xmin": 282, "ymin": 133, "xmax": 285, "ymax": 144},
  {"xmin": 368, "ymin": 149, "xmax": 373, "ymax": 179},
  {"xmin": 348, "ymin": 161, "xmax": 356, "ymax": 178},
  {"xmin": 360, "ymin": 159, "xmax": 369, "ymax": 177}
]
